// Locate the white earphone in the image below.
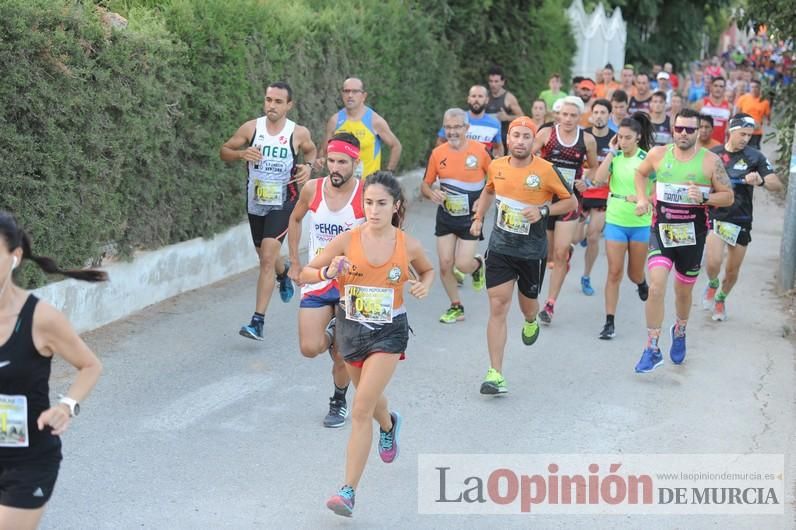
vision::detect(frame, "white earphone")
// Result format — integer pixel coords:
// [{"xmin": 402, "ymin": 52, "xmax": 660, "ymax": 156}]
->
[{"xmin": 11, "ymin": 256, "xmax": 17, "ymax": 270}]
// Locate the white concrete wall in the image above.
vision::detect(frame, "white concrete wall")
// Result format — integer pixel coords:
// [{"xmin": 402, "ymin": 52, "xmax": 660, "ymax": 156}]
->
[{"xmin": 33, "ymin": 170, "xmax": 426, "ymax": 334}]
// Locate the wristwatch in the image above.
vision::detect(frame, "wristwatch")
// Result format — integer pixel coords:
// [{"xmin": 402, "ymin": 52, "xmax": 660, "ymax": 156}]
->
[
  {"xmin": 758, "ymin": 174, "xmax": 766, "ymax": 187},
  {"xmin": 58, "ymin": 396, "xmax": 80, "ymax": 417},
  {"xmin": 539, "ymin": 205, "xmax": 550, "ymax": 218}
]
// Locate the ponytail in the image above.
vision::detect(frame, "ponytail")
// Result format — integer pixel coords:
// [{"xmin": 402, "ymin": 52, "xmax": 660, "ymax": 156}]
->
[
  {"xmin": 619, "ymin": 112, "xmax": 655, "ymax": 152},
  {"xmin": 0, "ymin": 211, "xmax": 108, "ymax": 283},
  {"xmin": 363, "ymin": 171, "xmax": 406, "ymax": 228}
]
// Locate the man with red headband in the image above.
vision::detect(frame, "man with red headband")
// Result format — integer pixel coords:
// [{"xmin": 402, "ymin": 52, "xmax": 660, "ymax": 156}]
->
[
  {"xmin": 470, "ymin": 117, "xmax": 576, "ymax": 395},
  {"xmin": 287, "ymin": 132, "xmax": 366, "ymax": 428},
  {"xmin": 220, "ymin": 81, "xmax": 316, "ymax": 341}
]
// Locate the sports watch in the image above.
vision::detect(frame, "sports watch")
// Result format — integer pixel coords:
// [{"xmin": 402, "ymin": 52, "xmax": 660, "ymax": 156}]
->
[{"xmin": 58, "ymin": 396, "xmax": 80, "ymax": 417}]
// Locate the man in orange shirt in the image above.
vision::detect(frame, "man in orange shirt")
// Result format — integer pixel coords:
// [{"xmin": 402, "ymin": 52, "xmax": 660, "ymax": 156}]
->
[
  {"xmin": 697, "ymin": 114, "xmax": 722, "ymax": 150},
  {"xmin": 595, "ymin": 64, "xmax": 620, "ymax": 99},
  {"xmin": 470, "ymin": 117, "xmax": 576, "ymax": 395},
  {"xmin": 577, "ymin": 78, "xmax": 596, "ymax": 127},
  {"xmin": 734, "ymin": 80, "xmax": 771, "ymax": 148},
  {"xmin": 422, "ymin": 108, "xmax": 491, "ymax": 324}
]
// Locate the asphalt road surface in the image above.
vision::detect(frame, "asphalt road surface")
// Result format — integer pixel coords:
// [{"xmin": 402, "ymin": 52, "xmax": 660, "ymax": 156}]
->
[{"xmin": 42, "ymin": 187, "xmax": 794, "ymax": 529}]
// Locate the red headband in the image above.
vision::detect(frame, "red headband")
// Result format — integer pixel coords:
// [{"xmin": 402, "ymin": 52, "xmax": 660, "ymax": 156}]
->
[{"xmin": 327, "ymin": 139, "xmax": 360, "ymax": 159}]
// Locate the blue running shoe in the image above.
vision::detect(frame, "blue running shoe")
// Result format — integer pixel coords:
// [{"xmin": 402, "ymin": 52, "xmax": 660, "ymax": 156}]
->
[
  {"xmin": 239, "ymin": 320, "xmax": 264, "ymax": 341},
  {"xmin": 580, "ymin": 276, "xmax": 595, "ymax": 296},
  {"xmin": 635, "ymin": 347, "xmax": 663, "ymax": 373},
  {"xmin": 326, "ymin": 485, "xmax": 355, "ymax": 517},
  {"xmin": 669, "ymin": 324, "xmax": 686, "ymax": 364},
  {"xmin": 277, "ymin": 259, "xmax": 294, "ymax": 303},
  {"xmin": 579, "ymin": 238, "xmax": 588, "ymax": 248}
]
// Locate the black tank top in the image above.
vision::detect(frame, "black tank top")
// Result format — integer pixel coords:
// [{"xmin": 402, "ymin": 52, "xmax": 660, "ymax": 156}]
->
[
  {"xmin": 540, "ymin": 125, "xmax": 588, "ymax": 183},
  {"xmin": 0, "ymin": 295, "xmax": 62, "ymax": 463},
  {"xmin": 485, "ymin": 91, "xmax": 508, "ymax": 116}
]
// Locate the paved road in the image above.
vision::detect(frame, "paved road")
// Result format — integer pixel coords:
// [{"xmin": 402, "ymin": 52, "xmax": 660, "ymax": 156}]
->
[{"xmin": 42, "ymin": 187, "xmax": 794, "ymax": 529}]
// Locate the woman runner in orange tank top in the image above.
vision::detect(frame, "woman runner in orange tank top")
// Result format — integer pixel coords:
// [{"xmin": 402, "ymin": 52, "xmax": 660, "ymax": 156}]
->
[{"xmin": 300, "ymin": 172, "xmax": 434, "ymax": 518}]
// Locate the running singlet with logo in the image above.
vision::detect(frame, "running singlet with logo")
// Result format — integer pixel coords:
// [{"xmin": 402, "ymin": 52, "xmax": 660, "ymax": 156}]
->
[
  {"xmin": 709, "ymin": 145, "xmax": 773, "ymax": 228},
  {"xmin": 582, "ymin": 128, "xmax": 615, "ymax": 200},
  {"xmin": 652, "ymin": 145, "xmax": 711, "ymax": 238},
  {"xmin": 334, "ymin": 107, "xmax": 381, "ymax": 178},
  {"xmin": 485, "ymin": 156, "xmax": 571, "ymax": 259},
  {"xmin": 338, "ymin": 226, "xmax": 410, "ymax": 321},
  {"xmin": 700, "ymin": 98, "xmax": 731, "ymax": 142},
  {"xmin": 652, "ymin": 116, "xmax": 672, "ymax": 146},
  {"xmin": 247, "ymin": 117, "xmax": 298, "ymax": 215},
  {"xmin": 424, "ymin": 140, "xmax": 491, "ymax": 223},
  {"xmin": 436, "ymin": 113, "xmax": 501, "ymax": 153},
  {"xmin": 540, "ymin": 125, "xmax": 587, "ymax": 192},
  {"xmin": 606, "ymin": 149, "xmax": 652, "ymax": 228},
  {"xmin": 687, "ymin": 81, "xmax": 707, "ymax": 103},
  {"xmin": 0, "ymin": 296, "xmax": 61, "ymax": 463},
  {"xmin": 302, "ymin": 177, "xmax": 366, "ymax": 297},
  {"xmin": 628, "ymin": 96, "xmax": 652, "ymax": 115}
]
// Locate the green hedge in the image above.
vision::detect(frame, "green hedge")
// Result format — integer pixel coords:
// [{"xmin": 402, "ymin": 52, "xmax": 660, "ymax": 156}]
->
[{"xmin": 1, "ymin": 0, "xmax": 574, "ymax": 286}]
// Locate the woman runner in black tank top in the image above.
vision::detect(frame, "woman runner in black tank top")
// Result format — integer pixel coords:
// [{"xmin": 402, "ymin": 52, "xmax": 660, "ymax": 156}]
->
[{"xmin": 0, "ymin": 212, "xmax": 104, "ymax": 529}]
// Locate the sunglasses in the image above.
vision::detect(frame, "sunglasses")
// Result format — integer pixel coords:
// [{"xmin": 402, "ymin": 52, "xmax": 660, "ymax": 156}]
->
[{"xmin": 673, "ymin": 125, "xmax": 698, "ymax": 134}]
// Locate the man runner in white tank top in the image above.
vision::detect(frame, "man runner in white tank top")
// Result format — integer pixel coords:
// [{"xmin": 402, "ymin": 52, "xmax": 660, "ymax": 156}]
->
[
  {"xmin": 220, "ymin": 81, "xmax": 316, "ymax": 341},
  {"xmin": 287, "ymin": 133, "xmax": 366, "ymax": 428}
]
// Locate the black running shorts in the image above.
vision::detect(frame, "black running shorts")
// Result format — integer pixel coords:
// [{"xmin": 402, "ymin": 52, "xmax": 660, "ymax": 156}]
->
[
  {"xmin": 484, "ymin": 250, "xmax": 547, "ymax": 299},
  {"xmin": 248, "ymin": 203, "xmax": 296, "ymax": 247},
  {"xmin": 334, "ymin": 306, "xmax": 409, "ymax": 365},
  {"xmin": 0, "ymin": 461, "xmax": 59, "ymax": 509}
]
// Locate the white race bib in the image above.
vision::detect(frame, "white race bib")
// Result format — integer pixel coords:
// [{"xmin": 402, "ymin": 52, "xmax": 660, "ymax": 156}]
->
[
  {"xmin": 254, "ymin": 179, "xmax": 284, "ymax": 206},
  {"xmin": 0, "ymin": 395, "xmax": 28, "ymax": 448},
  {"xmin": 659, "ymin": 222, "xmax": 696, "ymax": 248},
  {"xmin": 344, "ymin": 285, "xmax": 395, "ymax": 324},
  {"xmin": 656, "ymin": 182, "xmax": 710, "ymax": 205},
  {"xmin": 557, "ymin": 166, "xmax": 576, "ymax": 188},
  {"xmin": 714, "ymin": 220, "xmax": 742, "ymax": 246},
  {"xmin": 496, "ymin": 201, "xmax": 531, "ymax": 235},
  {"xmin": 444, "ymin": 193, "xmax": 470, "ymax": 216}
]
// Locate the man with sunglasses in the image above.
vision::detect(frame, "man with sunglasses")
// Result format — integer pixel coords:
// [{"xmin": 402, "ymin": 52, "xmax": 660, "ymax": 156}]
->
[
  {"xmin": 321, "ymin": 77, "xmax": 402, "ymax": 178},
  {"xmin": 632, "ymin": 108, "xmax": 734, "ymax": 373},
  {"xmin": 702, "ymin": 113, "xmax": 782, "ymax": 321},
  {"xmin": 696, "ymin": 77, "xmax": 731, "ymax": 143}
]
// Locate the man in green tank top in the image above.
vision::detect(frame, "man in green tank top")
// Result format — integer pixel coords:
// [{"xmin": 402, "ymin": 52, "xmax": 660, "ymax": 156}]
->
[{"xmin": 631, "ymin": 108, "xmax": 734, "ymax": 373}]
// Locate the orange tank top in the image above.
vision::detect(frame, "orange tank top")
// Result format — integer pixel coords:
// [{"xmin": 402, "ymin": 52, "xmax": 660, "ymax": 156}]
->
[{"xmin": 340, "ymin": 226, "xmax": 410, "ymax": 321}]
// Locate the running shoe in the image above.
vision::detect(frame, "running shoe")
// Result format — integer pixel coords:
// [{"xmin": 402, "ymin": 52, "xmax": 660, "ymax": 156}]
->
[
  {"xmin": 579, "ymin": 237, "xmax": 588, "ymax": 248},
  {"xmin": 472, "ymin": 254, "xmax": 486, "ymax": 291},
  {"xmin": 599, "ymin": 321, "xmax": 615, "ymax": 340},
  {"xmin": 634, "ymin": 347, "xmax": 663, "ymax": 373},
  {"xmin": 580, "ymin": 276, "xmax": 595, "ymax": 296},
  {"xmin": 327, "ymin": 485, "xmax": 355, "ymax": 517},
  {"xmin": 277, "ymin": 259, "xmax": 294, "ymax": 303},
  {"xmin": 538, "ymin": 302, "xmax": 555, "ymax": 325},
  {"xmin": 239, "ymin": 320, "xmax": 264, "ymax": 341},
  {"xmin": 453, "ymin": 267, "xmax": 465, "ymax": 286},
  {"xmin": 521, "ymin": 319, "xmax": 540, "ymax": 345},
  {"xmin": 702, "ymin": 285, "xmax": 717, "ymax": 310},
  {"xmin": 712, "ymin": 300, "xmax": 727, "ymax": 322},
  {"xmin": 637, "ymin": 282, "xmax": 649, "ymax": 302},
  {"xmin": 378, "ymin": 411, "xmax": 402, "ymax": 463},
  {"xmin": 324, "ymin": 397, "xmax": 348, "ymax": 428},
  {"xmin": 669, "ymin": 324, "xmax": 686, "ymax": 364},
  {"xmin": 439, "ymin": 305, "xmax": 465, "ymax": 324},
  {"xmin": 480, "ymin": 368, "xmax": 507, "ymax": 395}
]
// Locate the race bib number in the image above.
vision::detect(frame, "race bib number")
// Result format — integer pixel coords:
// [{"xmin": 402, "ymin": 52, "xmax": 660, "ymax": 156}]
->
[
  {"xmin": 557, "ymin": 167, "xmax": 576, "ymax": 188},
  {"xmin": 496, "ymin": 201, "xmax": 531, "ymax": 235},
  {"xmin": 254, "ymin": 179, "xmax": 284, "ymax": 206},
  {"xmin": 0, "ymin": 395, "xmax": 28, "ymax": 448},
  {"xmin": 344, "ymin": 285, "xmax": 394, "ymax": 324},
  {"xmin": 656, "ymin": 182, "xmax": 710, "ymax": 205},
  {"xmin": 444, "ymin": 193, "xmax": 470, "ymax": 216},
  {"xmin": 714, "ymin": 220, "xmax": 741, "ymax": 246},
  {"xmin": 659, "ymin": 222, "xmax": 696, "ymax": 248}
]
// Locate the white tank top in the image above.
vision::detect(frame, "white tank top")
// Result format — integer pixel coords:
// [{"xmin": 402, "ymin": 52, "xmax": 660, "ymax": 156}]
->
[
  {"xmin": 247, "ymin": 117, "xmax": 297, "ymax": 215},
  {"xmin": 302, "ymin": 177, "xmax": 366, "ymax": 296}
]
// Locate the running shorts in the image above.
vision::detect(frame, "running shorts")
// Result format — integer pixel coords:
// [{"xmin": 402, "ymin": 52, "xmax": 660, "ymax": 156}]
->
[
  {"xmin": 547, "ymin": 193, "xmax": 583, "ymax": 229},
  {"xmin": 434, "ymin": 210, "xmax": 483, "ymax": 241},
  {"xmin": 0, "ymin": 461, "xmax": 59, "ymax": 509},
  {"xmin": 334, "ymin": 305, "xmax": 408, "ymax": 366},
  {"xmin": 248, "ymin": 201, "xmax": 296, "ymax": 247},
  {"xmin": 709, "ymin": 220, "xmax": 752, "ymax": 247},
  {"xmin": 581, "ymin": 197, "xmax": 607, "ymax": 211},
  {"xmin": 484, "ymin": 250, "xmax": 547, "ymax": 299},
  {"xmin": 604, "ymin": 223, "xmax": 650, "ymax": 244},
  {"xmin": 647, "ymin": 226, "xmax": 707, "ymax": 281},
  {"xmin": 300, "ymin": 285, "xmax": 341, "ymax": 309}
]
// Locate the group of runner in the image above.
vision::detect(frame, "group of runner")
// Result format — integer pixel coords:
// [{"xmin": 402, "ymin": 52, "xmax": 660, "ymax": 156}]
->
[{"xmin": 0, "ymin": 57, "xmax": 783, "ymax": 524}]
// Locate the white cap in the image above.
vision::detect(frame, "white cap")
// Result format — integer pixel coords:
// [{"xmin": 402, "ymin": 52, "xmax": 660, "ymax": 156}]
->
[
  {"xmin": 552, "ymin": 99, "xmax": 564, "ymax": 112},
  {"xmin": 657, "ymin": 72, "xmax": 670, "ymax": 80}
]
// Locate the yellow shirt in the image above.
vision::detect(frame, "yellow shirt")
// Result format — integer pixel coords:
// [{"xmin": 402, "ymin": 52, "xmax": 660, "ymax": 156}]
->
[{"xmin": 334, "ymin": 106, "xmax": 382, "ymax": 177}]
